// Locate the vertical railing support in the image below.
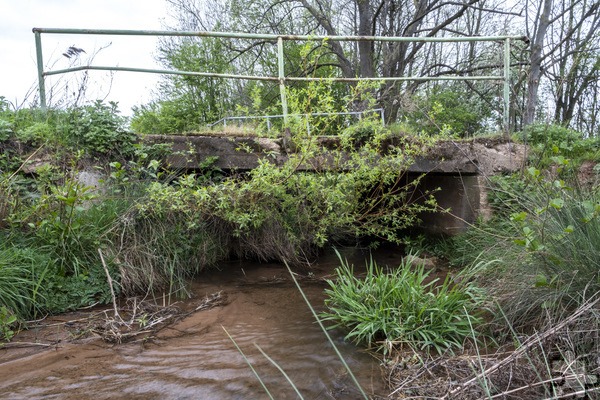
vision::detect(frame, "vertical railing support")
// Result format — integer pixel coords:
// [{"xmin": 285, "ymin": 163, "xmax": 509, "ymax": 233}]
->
[
  {"xmin": 277, "ymin": 37, "xmax": 288, "ymax": 128},
  {"xmin": 34, "ymin": 30, "xmax": 47, "ymax": 110},
  {"xmin": 503, "ymin": 38, "xmax": 511, "ymax": 137}
]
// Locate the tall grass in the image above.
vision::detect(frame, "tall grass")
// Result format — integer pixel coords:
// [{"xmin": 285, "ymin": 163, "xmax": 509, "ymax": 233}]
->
[
  {"xmin": 114, "ymin": 210, "xmax": 229, "ymax": 297},
  {"xmin": 0, "ymin": 246, "xmax": 49, "ymax": 320},
  {"xmin": 453, "ymin": 176, "xmax": 600, "ymax": 333},
  {"xmin": 321, "ymin": 251, "xmax": 485, "ymax": 354}
]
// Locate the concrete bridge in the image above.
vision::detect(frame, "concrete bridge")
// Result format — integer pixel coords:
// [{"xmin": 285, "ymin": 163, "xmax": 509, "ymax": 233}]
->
[{"xmin": 143, "ymin": 133, "xmax": 526, "ymax": 235}]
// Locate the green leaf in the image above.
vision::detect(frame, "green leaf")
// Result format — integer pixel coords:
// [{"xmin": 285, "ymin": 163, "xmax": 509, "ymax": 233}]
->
[
  {"xmin": 511, "ymin": 211, "xmax": 527, "ymax": 222},
  {"xmin": 564, "ymin": 225, "xmax": 574, "ymax": 233},
  {"xmin": 549, "ymin": 198, "xmax": 564, "ymax": 210}
]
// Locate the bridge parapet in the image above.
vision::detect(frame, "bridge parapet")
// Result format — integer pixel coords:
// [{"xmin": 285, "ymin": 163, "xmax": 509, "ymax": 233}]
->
[{"xmin": 143, "ymin": 134, "xmax": 525, "ymax": 176}]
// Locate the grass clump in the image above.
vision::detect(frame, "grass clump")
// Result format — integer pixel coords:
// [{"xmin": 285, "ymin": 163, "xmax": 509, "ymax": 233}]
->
[
  {"xmin": 321, "ymin": 252, "xmax": 485, "ymax": 354},
  {"xmin": 0, "ymin": 246, "xmax": 47, "ymax": 322}
]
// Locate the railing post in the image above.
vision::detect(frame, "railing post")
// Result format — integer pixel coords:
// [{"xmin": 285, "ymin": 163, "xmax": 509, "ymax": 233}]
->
[
  {"xmin": 503, "ymin": 38, "xmax": 511, "ymax": 137},
  {"xmin": 277, "ymin": 37, "xmax": 288, "ymax": 128},
  {"xmin": 34, "ymin": 30, "xmax": 47, "ymax": 110}
]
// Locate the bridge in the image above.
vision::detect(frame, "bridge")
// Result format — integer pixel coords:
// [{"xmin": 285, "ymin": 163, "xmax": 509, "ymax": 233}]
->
[{"xmin": 143, "ymin": 132, "xmax": 525, "ymax": 235}]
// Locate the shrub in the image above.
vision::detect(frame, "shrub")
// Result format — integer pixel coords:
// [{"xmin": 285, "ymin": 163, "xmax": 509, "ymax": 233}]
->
[
  {"xmin": 64, "ymin": 101, "xmax": 136, "ymax": 156},
  {"xmin": 523, "ymin": 123, "xmax": 600, "ymax": 164},
  {"xmin": 321, "ymin": 252, "xmax": 485, "ymax": 354},
  {"xmin": 401, "ymin": 87, "xmax": 491, "ymax": 137}
]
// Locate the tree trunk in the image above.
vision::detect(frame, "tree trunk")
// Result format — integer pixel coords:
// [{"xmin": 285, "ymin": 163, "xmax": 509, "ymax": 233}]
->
[{"xmin": 524, "ymin": 0, "xmax": 553, "ymax": 126}]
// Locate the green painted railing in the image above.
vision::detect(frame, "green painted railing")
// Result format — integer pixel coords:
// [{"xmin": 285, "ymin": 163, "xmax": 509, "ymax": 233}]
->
[{"xmin": 33, "ymin": 28, "xmax": 527, "ymax": 134}]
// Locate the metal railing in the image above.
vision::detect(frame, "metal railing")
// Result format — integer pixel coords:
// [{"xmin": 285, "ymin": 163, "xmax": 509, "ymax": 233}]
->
[
  {"xmin": 208, "ymin": 109, "xmax": 385, "ymax": 135},
  {"xmin": 33, "ymin": 28, "xmax": 527, "ymax": 134}
]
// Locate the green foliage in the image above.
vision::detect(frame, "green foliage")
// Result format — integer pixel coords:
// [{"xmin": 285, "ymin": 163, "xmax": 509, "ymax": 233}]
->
[
  {"xmin": 38, "ymin": 262, "xmax": 117, "ymax": 313},
  {"xmin": 523, "ymin": 123, "xmax": 600, "ymax": 165},
  {"xmin": 64, "ymin": 101, "xmax": 135, "ymax": 156},
  {"xmin": 401, "ymin": 86, "xmax": 491, "ymax": 137},
  {"xmin": 29, "ymin": 179, "xmax": 101, "ymax": 276},
  {"xmin": 126, "ymin": 79, "xmax": 434, "ymax": 284},
  {"xmin": 131, "ymin": 37, "xmax": 237, "ymax": 133},
  {"xmin": 1, "ymin": 167, "xmax": 130, "ymax": 317},
  {"xmin": 0, "ymin": 306, "xmax": 18, "ymax": 342},
  {"xmin": 321, "ymin": 252, "xmax": 485, "ymax": 354},
  {"xmin": 1, "ymin": 100, "xmax": 136, "ymax": 159},
  {"xmin": 0, "ymin": 246, "xmax": 44, "ymax": 320},
  {"xmin": 131, "ymin": 96, "xmax": 202, "ymax": 134},
  {"xmin": 134, "ymin": 123, "xmax": 432, "ymax": 270},
  {"xmin": 0, "ymin": 120, "xmax": 11, "ymax": 142},
  {"xmin": 446, "ymin": 159, "xmax": 600, "ymax": 332},
  {"xmin": 131, "ymin": 38, "xmax": 354, "ymax": 135},
  {"xmin": 1, "ymin": 82, "xmax": 434, "ymax": 328}
]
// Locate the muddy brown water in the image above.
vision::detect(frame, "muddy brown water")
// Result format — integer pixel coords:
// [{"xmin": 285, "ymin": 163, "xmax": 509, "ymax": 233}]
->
[{"xmin": 0, "ymin": 246, "xmax": 416, "ymax": 399}]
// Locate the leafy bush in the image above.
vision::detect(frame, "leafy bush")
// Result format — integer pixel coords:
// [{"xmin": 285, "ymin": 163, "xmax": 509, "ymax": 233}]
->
[
  {"xmin": 523, "ymin": 123, "xmax": 600, "ymax": 163},
  {"xmin": 321, "ymin": 252, "xmax": 485, "ymax": 354},
  {"xmin": 64, "ymin": 101, "xmax": 136, "ymax": 156},
  {"xmin": 131, "ymin": 99, "xmax": 201, "ymax": 134},
  {"xmin": 401, "ymin": 86, "xmax": 491, "ymax": 137}
]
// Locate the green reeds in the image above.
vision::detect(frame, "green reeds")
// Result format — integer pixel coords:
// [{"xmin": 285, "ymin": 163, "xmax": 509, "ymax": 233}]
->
[{"xmin": 320, "ymin": 250, "xmax": 485, "ymax": 354}]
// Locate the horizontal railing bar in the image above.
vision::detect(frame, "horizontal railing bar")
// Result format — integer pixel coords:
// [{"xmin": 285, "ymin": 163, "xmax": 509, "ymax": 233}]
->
[
  {"xmin": 44, "ymin": 65, "xmax": 279, "ymax": 82},
  {"xmin": 44, "ymin": 65, "xmax": 502, "ymax": 83},
  {"xmin": 286, "ymin": 75, "xmax": 502, "ymax": 82},
  {"xmin": 32, "ymin": 27, "xmax": 527, "ymax": 43},
  {"xmin": 224, "ymin": 109, "xmax": 383, "ymax": 120},
  {"xmin": 208, "ymin": 109, "xmax": 384, "ymax": 127}
]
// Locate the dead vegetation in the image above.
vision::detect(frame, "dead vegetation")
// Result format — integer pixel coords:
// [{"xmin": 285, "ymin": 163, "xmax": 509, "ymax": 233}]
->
[
  {"xmin": 91, "ymin": 291, "xmax": 227, "ymax": 344},
  {"xmin": 386, "ymin": 296, "xmax": 600, "ymax": 399},
  {"xmin": 2, "ymin": 291, "xmax": 228, "ymax": 351}
]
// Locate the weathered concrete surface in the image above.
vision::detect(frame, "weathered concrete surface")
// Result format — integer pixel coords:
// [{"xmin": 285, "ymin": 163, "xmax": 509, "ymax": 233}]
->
[
  {"xmin": 143, "ymin": 135, "xmax": 285, "ymax": 170},
  {"xmin": 143, "ymin": 134, "xmax": 526, "ymax": 235},
  {"xmin": 413, "ymin": 174, "xmax": 482, "ymax": 235},
  {"xmin": 143, "ymin": 134, "xmax": 526, "ymax": 175}
]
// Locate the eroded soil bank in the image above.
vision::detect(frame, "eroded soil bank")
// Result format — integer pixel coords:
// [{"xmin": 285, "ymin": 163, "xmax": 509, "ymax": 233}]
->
[{"xmin": 0, "ymin": 247, "xmax": 417, "ymax": 399}]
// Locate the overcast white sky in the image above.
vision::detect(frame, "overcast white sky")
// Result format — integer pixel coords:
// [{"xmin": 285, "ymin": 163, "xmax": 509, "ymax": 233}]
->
[{"xmin": 1, "ymin": 0, "xmax": 171, "ymax": 115}]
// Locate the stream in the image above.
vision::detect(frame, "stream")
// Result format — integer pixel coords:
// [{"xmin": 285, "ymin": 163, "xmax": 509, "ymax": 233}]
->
[{"xmin": 0, "ymin": 246, "xmax": 411, "ymax": 399}]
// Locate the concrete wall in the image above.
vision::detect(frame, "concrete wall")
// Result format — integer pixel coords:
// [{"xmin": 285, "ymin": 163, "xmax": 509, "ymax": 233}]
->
[{"xmin": 413, "ymin": 173, "xmax": 481, "ymax": 235}]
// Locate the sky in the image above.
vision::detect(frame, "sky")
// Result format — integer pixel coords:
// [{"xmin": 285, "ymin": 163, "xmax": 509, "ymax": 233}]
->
[{"xmin": 1, "ymin": 0, "xmax": 170, "ymax": 115}]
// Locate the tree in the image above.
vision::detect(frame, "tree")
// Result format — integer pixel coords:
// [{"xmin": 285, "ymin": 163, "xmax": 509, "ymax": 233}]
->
[{"xmin": 522, "ymin": 0, "xmax": 600, "ymax": 131}]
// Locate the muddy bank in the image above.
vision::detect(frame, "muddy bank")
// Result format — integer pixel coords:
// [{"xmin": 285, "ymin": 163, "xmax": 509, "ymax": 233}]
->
[{"xmin": 0, "ymin": 247, "xmax": 412, "ymax": 399}]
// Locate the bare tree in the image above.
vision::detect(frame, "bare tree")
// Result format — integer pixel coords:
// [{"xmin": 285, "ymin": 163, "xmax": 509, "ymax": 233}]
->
[{"xmin": 522, "ymin": 0, "xmax": 600, "ymax": 129}]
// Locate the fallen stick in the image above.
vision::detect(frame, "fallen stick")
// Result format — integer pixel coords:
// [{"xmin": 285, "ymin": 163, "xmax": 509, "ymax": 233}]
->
[{"xmin": 98, "ymin": 248, "xmax": 122, "ymax": 323}]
